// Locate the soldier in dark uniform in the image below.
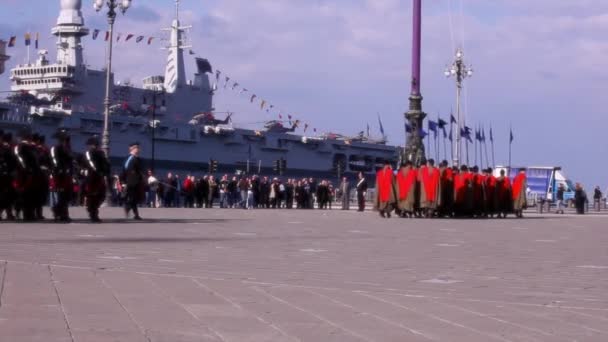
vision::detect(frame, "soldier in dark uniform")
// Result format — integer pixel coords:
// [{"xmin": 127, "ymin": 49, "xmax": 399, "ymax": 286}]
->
[
  {"xmin": 82, "ymin": 136, "xmax": 110, "ymax": 222},
  {"xmin": 33, "ymin": 134, "xmax": 51, "ymax": 220},
  {"xmin": 355, "ymin": 172, "xmax": 368, "ymax": 212},
  {"xmin": 0, "ymin": 131, "xmax": 17, "ymax": 221},
  {"xmin": 122, "ymin": 142, "xmax": 144, "ymax": 220},
  {"xmin": 14, "ymin": 129, "xmax": 41, "ymax": 221},
  {"xmin": 50, "ymin": 129, "xmax": 74, "ymax": 223}
]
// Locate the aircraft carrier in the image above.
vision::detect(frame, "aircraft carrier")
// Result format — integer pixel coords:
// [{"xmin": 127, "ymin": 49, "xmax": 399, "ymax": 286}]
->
[{"xmin": 0, "ymin": 0, "xmax": 399, "ymax": 179}]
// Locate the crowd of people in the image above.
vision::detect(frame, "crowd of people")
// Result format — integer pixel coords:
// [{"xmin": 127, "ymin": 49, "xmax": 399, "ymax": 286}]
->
[
  {"xmin": 373, "ymin": 159, "xmax": 529, "ymax": 219},
  {"xmin": 113, "ymin": 171, "xmax": 366, "ymax": 212}
]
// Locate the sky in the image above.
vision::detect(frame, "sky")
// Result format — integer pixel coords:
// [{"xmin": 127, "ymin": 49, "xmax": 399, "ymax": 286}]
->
[{"xmin": 1, "ymin": 0, "xmax": 607, "ymax": 189}]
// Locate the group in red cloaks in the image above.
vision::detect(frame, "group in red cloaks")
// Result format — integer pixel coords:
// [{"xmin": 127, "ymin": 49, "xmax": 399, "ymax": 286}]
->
[{"xmin": 374, "ymin": 158, "xmax": 527, "ymax": 219}]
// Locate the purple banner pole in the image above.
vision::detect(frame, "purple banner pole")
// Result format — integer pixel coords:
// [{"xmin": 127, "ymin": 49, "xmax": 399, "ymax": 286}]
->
[{"xmin": 411, "ymin": 0, "xmax": 422, "ymax": 96}]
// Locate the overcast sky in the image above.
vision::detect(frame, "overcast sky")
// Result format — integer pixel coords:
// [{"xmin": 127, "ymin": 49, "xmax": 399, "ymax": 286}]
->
[{"xmin": 1, "ymin": 0, "xmax": 607, "ymax": 188}]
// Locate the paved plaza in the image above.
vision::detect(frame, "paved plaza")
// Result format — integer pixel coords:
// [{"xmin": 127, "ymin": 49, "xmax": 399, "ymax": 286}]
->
[{"xmin": 0, "ymin": 208, "xmax": 606, "ymax": 341}]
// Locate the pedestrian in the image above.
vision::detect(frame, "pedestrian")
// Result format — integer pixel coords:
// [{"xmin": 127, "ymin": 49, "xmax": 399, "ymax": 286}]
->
[
  {"xmin": 339, "ymin": 177, "xmax": 350, "ymax": 210},
  {"xmin": 556, "ymin": 183, "xmax": 566, "ymax": 214},
  {"xmin": 593, "ymin": 186, "xmax": 602, "ymax": 211},
  {"xmin": 355, "ymin": 172, "xmax": 368, "ymax": 212},
  {"xmin": 122, "ymin": 142, "xmax": 144, "ymax": 220},
  {"xmin": 81, "ymin": 136, "xmax": 110, "ymax": 222},
  {"xmin": 574, "ymin": 183, "xmax": 587, "ymax": 215}
]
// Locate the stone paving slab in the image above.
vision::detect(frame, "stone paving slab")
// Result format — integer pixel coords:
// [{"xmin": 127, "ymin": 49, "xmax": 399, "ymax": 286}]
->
[{"xmin": 0, "ymin": 207, "xmax": 607, "ymax": 341}]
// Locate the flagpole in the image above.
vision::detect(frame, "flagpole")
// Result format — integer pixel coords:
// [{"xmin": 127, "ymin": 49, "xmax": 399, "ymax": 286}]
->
[
  {"xmin": 435, "ymin": 131, "xmax": 439, "ymax": 162},
  {"xmin": 466, "ymin": 139, "xmax": 469, "ymax": 165},
  {"xmin": 474, "ymin": 128, "xmax": 477, "ymax": 167},
  {"xmin": 491, "ymin": 131, "xmax": 496, "ymax": 169},
  {"xmin": 508, "ymin": 125, "xmax": 512, "ymax": 173},
  {"xmin": 484, "ymin": 129, "xmax": 490, "ymax": 169}
]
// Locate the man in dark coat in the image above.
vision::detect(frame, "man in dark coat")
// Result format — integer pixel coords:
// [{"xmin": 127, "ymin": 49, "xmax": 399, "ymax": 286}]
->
[
  {"xmin": 122, "ymin": 142, "xmax": 144, "ymax": 220},
  {"xmin": 0, "ymin": 131, "xmax": 17, "ymax": 221},
  {"xmin": 33, "ymin": 134, "xmax": 51, "ymax": 220},
  {"xmin": 82, "ymin": 136, "xmax": 110, "ymax": 222},
  {"xmin": 50, "ymin": 129, "xmax": 74, "ymax": 223},
  {"xmin": 355, "ymin": 172, "xmax": 368, "ymax": 212}
]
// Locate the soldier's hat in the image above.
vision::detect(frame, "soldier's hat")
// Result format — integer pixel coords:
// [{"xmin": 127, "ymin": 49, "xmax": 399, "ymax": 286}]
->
[
  {"xmin": 129, "ymin": 141, "xmax": 140, "ymax": 148},
  {"xmin": 460, "ymin": 165, "xmax": 468, "ymax": 171},
  {"xmin": 53, "ymin": 129, "xmax": 70, "ymax": 142},
  {"xmin": 86, "ymin": 135, "xmax": 101, "ymax": 146}
]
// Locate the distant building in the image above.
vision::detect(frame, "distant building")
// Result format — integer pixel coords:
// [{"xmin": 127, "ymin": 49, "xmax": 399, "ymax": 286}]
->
[{"xmin": 0, "ymin": 40, "xmax": 10, "ymax": 75}]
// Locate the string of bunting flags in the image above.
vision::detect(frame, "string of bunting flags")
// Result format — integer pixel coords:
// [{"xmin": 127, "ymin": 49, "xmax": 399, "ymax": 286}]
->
[
  {"xmin": 210, "ymin": 67, "xmax": 320, "ymax": 134},
  {"xmin": 3, "ymin": 29, "xmax": 163, "ymax": 49}
]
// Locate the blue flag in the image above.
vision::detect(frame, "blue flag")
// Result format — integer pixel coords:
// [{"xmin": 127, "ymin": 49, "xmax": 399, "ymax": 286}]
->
[
  {"xmin": 378, "ymin": 115, "xmax": 385, "ymax": 136},
  {"xmin": 448, "ymin": 127, "xmax": 453, "ymax": 141},
  {"xmin": 405, "ymin": 122, "xmax": 412, "ymax": 133},
  {"xmin": 490, "ymin": 127, "xmax": 494, "ymax": 142},
  {"xmin": 481, "ymin": 128, "xmax": 486, "ymax": 142},
  {"xmin": 428, "ymin": 120, "xmax": 437, "ymax": 133},
  {"xmin": 419, "ymin": 128, "xmax": 428, "ymax": 138},
  {"xmin": 450, "ymin": 114, "xmax": 457, "ymax": 124},
  {"xmin": 510, "ymin": 128, "xmax": 514, "ymax": 143}
]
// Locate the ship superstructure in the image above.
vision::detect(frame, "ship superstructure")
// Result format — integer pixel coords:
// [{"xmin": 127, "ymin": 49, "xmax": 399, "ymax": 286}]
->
[{"xmin": 0, "ymin": 0, "xmax": 399, "ymax": 179}]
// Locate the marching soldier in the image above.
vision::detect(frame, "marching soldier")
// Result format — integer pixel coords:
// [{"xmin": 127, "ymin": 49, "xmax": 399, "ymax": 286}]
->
[
  {"xmin": 394, "ymin": 161, "xmax": 417, "ymax": 218},
  {"xmin": 419, "ymin": 159, "xmax": 441, "ymax": 218},
  {"xmin": 14, "ymin": 129, "xmax": 40, "ymax": 221},
  {"xmin": 82, "ymin": 136, "xmax": 110, "ymax": 222},
  {"xmin": 355, "ymin": 172, "xmax": 368, "ymax": 212},
  {"xmin": 122, "ymin": 142, "xmax": 144, "ymax": 220},
  {"xmin": 512, "ymin": 168, "xmax": 528, "ymax": 218},
  {"xmin": 50, "ymin": 129, "xmax": 74, "ymax": 223},
  {"xmin": 0, "ymin": 131, "xmax": 17, "ymax": 221},
  {"xmin": 33, "ymin": 134, "xmax": 51, "ymax": 220},
  {"xmin": 374, "ymin": 160, "xmax": 395, "ymax": 218}
]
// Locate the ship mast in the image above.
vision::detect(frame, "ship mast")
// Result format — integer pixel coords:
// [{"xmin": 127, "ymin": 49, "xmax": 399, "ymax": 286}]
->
[
  {"xmin": 163, "ymin": 0, "xmax": 192, "ymax": 93},
  {"xmin": 403, "ymin": 0, "xmax": 426, "ymax": 165}
]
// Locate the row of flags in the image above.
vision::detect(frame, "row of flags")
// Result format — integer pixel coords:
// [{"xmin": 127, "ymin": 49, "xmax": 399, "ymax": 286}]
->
[
  {"xmin": 4, "ymin": 33, "xmax": 40, "ymax": 49},
  {"xmin": 3, "ymin": 29, "xmax": 160, "ymax": 49},
  {"xmin": 406, "ymin": 114, "xmax": 514, "ymax": 144},
  {"xmin": 211, "ymin": 69, "xmax": 321, "ymax": 134}
]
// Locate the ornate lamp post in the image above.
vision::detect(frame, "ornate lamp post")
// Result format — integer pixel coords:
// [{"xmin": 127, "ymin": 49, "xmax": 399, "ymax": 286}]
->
[
  {"xmin": 404, "ymin": 0, "xmax": 426, "ymax": 165},
  {"xmin": 94, "ymin": 0, "xmax": 131, "ymax": 205},
  {"xmin": 94, "ymin": 0, "xmax": 132, "ymax": 158},
  {"xmin": 444, "ymin": 48, "xmax": 473, "ymax": 167}
]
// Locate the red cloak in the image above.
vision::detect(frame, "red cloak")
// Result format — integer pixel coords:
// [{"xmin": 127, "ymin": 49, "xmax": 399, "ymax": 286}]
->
[
  {"xmin": 377, "ymin": 168, "xmax": 393, "ymax": 202},
  {"xmin": 397, "ymin": 168, "xmax": 417, "ymax": 200},
  {"xmin": 512, "ymin": 174, "xmax": 526, "ymax": 200},
  {"xmin": 421, "ymin": 167, "xmax": 440, "ymax": 202},
  {"xmin": 454, "ymin": 173, "xmax": 466, "ymax": 204}
]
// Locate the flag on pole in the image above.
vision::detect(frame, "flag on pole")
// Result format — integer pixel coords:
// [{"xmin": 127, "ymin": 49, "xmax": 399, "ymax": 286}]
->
[
  {"xmin": 250, "ymin": 94, "xmax": 257, "ymax": 103},
  {"xmin": 304, "ymin": 124, "xmax": 309, "ymax": 132},
  {"xmin": 125, "ymin": 34, "xmax": 134, "ymax": 41},
  {"xmin": 147, "ymin": 37, "xmax": 154, "ymax": 45},
  {"xmin": 116, "ymin": 33, "xmax": 122, "ymax": 42},
  {"xmin": 239, "ymin": 88, "xmax": 248, "ymax": 95},
  {"xmin": 448, "ymin": 127, "xmax": 453, "ymax": 141},
  {"xmin": 105, "ymin": 31, "xmax": 110, "ymax": 41},
  {"xmin": 510, "ymin": 127, "xmax": 514, "ymax": 143},
  {"xmin": 438, "ymin": 118, "xmax": 448, "ymax": 138},
  {"xmin": 428, "ymin": 120, "xmax": 438, "ymax": 138},
  {"xmin": 7, "ymin": 36, "xmax": 16, "ymax": 47},
  {"xmin": 92, "ymin": 30, "xmax": 100, "ymax": 40},
  {"xmin": 224, "ymin": 76, "xmax": 230, "ymax": 89},
  {"xmin": 419, "ymin": 128, "xmax": 428, "ymax": 138},
  {"xmin": 377, "ymin": 115, "xmax": 385, "ymax": 136},
  {"xmin": 260, "ymin": 100, "xmax": 266, "ymax": 110},
  {"xmin": 366, "ymin": 123, "xmax": 370, "ymax": 137},
  {"xmin": 231, "ymin": 82, "xmax": 239, "ymax": 90},
  {"xmin": 450, "ymin": 114, "xmax": 457, "ymax": 124},
  {"xmin": 490, "ymin": 126, "xmax": 494, "ymax": 142},
  {"xmin": 215, "ymin": 70, "xmax": 221, "ymax": 82},
  {"xmin": 481, "ymin": 128, "xmax": 486, "ymax": 142},
  {"xmin": 135, "ymin": 36, "xmax": 144, "ymax": 43},
  {"xmin": 405, "ymin": 123, "xmax": 412, "ymax": 133},
  {"xmin": 35, "ymin": 32, "xmax": 39, "ymax": 49},
  {"xmin": 24, "ymin": 33, "xmax": 31, "ymax": 46},
  {"xmin": 278, "ymin": 113, "xmax": 283, "ymax": 119}
]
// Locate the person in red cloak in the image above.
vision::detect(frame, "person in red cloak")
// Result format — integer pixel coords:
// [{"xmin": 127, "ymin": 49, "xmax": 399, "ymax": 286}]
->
[
  {"xmin": 512, "ymin": 168, "xmax": 528, "ymax": 218},
  {"xmin": 471, "ymin": 166, "xmax": 484, "ymax": 217},
  {"xmin": 420, "ymin": 159, "xmax": 441, "ymax": 217},
  {"xmin": 483, "ymin": 168, "xmax": 497, "ymax": 217},
  {"xmin": 495, "ymin": 169, "xmax": 512, "ymax": 218},
  {"xmin": 438, "ymin": 160, "xmax": 454, "ymax": 218},
  {"xmin": 374, "ymin": 160, "xmax": 395, "ymax": 218},
  {"xmin": 394, "ymin": 161, "xmax": 417, "ymax": 218},
  {"xmin": 453, "ymin": 165, "xmax": 473, "ymax": 217}
]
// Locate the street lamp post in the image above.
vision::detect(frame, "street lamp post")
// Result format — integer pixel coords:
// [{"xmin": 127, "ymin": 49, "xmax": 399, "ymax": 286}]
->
[
  {"xmin": 94, "ymin": 0, "xmax": 132, "ymax": 205},
  {"xmin": 94, "ymin": 0, "xmax": 132, "ymax": 158},
  {"xmin": 444, "ymin": 48, "xmax": 473, "ymax": 167}
]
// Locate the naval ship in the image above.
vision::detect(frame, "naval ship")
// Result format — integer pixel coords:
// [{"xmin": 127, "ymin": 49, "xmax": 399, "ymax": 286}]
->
[{"xmin": 0, "ymin": 0, "xmax": 399, "ymax": 179}]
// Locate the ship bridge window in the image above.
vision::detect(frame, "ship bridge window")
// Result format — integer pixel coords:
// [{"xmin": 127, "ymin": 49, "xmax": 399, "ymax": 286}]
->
[{"xmin": 63, "ymin": 67, "xmax": 67, "ymax": 73}]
